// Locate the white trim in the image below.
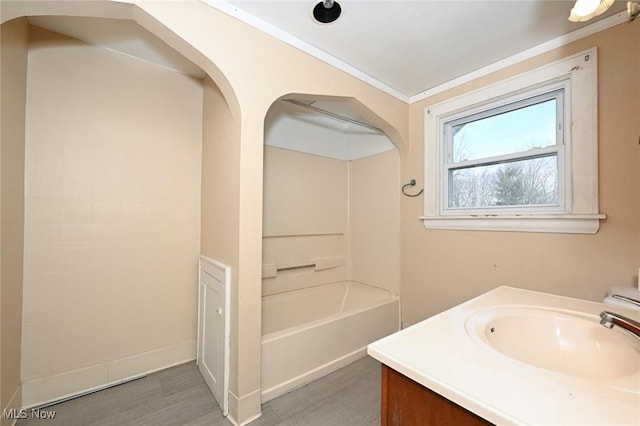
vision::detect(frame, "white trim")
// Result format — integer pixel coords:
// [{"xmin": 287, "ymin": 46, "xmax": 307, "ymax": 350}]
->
[
  {"xmin": 201, "ymin": 1, "xmax": 625, "ymax": 104},
  {"xmin": 227, "ymin": 388, "xmax": 263, "ymax": 426},
  {"xmin": 201, "ymin": 0, "xmax": 409, "ymax": 102},
  {"xmin": 20, "ymin": 340, "xmax": 196, "ymax": 409},
  {"xmin": 423, "ymin": 48, "xmax": 605, "ymax": 234},
  {"xmin": 421, "ymin": 214, "xmax": 605, "ymax": 234},
  {"xmin": 410, "ymin": 11, "xmax": 627, "ymax": 102}
]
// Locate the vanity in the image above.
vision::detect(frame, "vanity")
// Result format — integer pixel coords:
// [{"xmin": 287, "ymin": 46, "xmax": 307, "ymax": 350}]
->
[{"xmin": 367, "ymin": 286, "xmax": 640, "ymax": 425}]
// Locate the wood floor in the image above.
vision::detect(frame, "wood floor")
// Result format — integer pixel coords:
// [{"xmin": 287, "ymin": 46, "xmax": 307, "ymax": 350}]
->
[{"xmin": 16, "ymin": 356, "xmax": 381, "ymax": 426}]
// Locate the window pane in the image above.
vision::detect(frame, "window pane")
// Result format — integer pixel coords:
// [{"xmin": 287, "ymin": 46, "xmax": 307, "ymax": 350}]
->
[
  {"xmin": 449, "ymin": 155, "xmax": 558, "ymax": 209},
  {"xmin": 452, "ymin": 99, "xmax": 557, "ymax": 163}
]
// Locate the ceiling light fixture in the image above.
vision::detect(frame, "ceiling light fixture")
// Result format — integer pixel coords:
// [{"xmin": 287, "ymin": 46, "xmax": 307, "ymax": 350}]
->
[
  {"xmin": 568, "ymin": 0, "xmax": 614, "ymax": 22},
  {"xmin": 313, "ymin": 0, "xmax": 342, "ymax": 24},
  {"xmin": 568, "ymin": 0, "xmax": 639, "ymax": 22}
]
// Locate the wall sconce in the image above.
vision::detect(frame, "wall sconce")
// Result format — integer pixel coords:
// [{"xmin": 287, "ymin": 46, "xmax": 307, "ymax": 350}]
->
[{"xmin": 568, "ymin": 0, "xmax": 639, "ymax": 22}]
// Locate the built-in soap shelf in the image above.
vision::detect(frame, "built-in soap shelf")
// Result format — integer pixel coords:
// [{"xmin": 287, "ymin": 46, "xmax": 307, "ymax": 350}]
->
[{"xmin": 262, "ymin": 256, "xmax": 344, "ymax": 278}]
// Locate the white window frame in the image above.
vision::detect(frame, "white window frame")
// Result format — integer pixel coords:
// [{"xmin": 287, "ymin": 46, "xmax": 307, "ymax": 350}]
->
[
  {"xmin": 422, "ymin": 48, "xmax": 605, "ymax": 234},
  {"xmin": 443, "ymin": 83, "xmax": 567, "ymax": 214}
]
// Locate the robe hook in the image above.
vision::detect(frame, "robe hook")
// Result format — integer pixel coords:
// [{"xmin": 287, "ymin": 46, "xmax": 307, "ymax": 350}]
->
[{"xmin": 401, "ymin": 179, "xmax": 423, "ymax": 197}]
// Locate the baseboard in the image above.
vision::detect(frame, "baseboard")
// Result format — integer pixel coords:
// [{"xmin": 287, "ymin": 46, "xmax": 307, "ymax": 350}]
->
[
  {"xmin": 261, "ymin": 347, "xmax": 367, "ymax": 403},
  {"xmin": 21, "ymin": 340, "xmax": 196, "ymax": 409},
  {"xmin": 1, "ymin": 385, "xmax": 22, "ymax": 426},
  {"xmin": 227, "ymin": 387, "xmax": 262, "ymax": 426}
]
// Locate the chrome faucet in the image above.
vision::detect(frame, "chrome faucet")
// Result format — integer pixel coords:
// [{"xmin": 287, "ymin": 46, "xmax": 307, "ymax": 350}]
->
[{"xmin": 599, "ymin": 311, "xmax": 640, "ymax": 340}]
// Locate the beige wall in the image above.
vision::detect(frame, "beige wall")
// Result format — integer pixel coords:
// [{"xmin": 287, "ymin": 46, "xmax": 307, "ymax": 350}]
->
[
  {"xmin": 21, "ymin": 27, "xmax": 203, "ymax": 405},
  {"xmin": 350, "ymin": 149, "xmax": 400, "ymax": 294},
  {"xmin": 402, "ymin": 22, "xmax": 640, "ymax": 326},
  {"xmin": 0, "ymin": 17, "xmax": 28, "ymax": 423},
  {"xmin": 201, "ymin": 77, "xmax": 239, "ymax": 267},
  {"xmin": 200, "ymin": 76, "xmax": 244, "ymax": 412}
]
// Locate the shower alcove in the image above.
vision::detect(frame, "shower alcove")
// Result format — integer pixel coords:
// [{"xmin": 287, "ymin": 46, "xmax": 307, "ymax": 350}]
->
[{"xmin": 261, "ymin": 98, "xmax": 401, "ymax": 402}]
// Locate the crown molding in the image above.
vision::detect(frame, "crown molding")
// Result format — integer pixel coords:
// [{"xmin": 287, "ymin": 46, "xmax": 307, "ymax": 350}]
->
[
  {"xmin": 202, "ymin": 1, "xmax": 628, "ymax": 105},
  {"xmin": 202, "ymin": 0, "xmax": 409, "ymax": 102},
  {"xmin": 409, "ymin": 10, "xmax": 628, "ymax": 103}
]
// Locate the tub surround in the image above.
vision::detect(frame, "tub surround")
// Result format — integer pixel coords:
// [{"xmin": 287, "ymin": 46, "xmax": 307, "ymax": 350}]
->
[
  {"xmin": 368, "ymin": 286, "xmax": 640, "ymax": 425},
  {"xmin": 261, "ymin": 233, "xmax": 348, "ymax": 297},
  {"xmin": 262, "ymin": 142, "xmax": 400, "ymax": 298}
]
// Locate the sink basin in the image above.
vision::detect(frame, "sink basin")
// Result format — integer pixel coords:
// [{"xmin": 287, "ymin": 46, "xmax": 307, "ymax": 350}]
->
[{"xmin": 465, "ymin": 307, "xmax": 640, "ymax": 379}]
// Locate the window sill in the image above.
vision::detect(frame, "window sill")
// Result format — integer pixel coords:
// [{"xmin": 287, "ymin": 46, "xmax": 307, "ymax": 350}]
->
[{"xmin": 420, "ymin": 213, "xmax": 606, "ymax": 234}]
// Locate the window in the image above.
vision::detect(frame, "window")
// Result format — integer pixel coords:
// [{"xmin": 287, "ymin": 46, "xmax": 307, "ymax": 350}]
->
[
  {"xmin": 445, "ymin": 84, "xmax": 565, "ymax": 212},
  {"xmin": 423, "ymin": 48, "xmax": 605, "ymax": 234}
]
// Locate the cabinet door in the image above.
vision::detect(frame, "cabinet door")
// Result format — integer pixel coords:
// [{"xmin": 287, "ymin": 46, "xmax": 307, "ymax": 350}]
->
[
  {"xmin": 198, "ymin": 258, "xmax": 229, "ymax": 416},
  {"xmin": 381, "ymin": 365, "xmax": 491, "ymax": 426}
]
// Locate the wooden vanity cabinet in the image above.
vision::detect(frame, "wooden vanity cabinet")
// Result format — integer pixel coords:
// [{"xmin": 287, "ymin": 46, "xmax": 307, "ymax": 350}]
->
[{"xmin": 380, "ymin": 364, "xmax": 493, "ymax": 426}]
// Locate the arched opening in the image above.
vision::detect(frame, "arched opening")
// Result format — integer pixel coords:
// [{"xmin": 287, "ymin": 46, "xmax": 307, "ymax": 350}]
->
[
  {"xmin": 1, "ymin": 11, "xmax": 239, "ymax": 416},
  {"xmin": 260, "ymin": 95, "xmax": 401, "ymax": 402}
]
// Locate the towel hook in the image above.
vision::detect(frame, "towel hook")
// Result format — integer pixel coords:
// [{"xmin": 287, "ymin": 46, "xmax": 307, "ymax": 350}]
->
[{"xmin": 401, "ymin": 179, "xmax": 423, "ymax": 197}]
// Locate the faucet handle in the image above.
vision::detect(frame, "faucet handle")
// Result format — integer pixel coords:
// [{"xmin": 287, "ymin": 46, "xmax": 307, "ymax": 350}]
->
[{"xmin": 610, "ymin": 293, "xmax": 640, "ymax": 308}]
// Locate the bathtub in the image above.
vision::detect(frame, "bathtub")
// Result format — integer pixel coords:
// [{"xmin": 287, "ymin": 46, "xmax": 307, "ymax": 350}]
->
[{"xmin": 261, "ymin": 281, "xmax": 400, "ymax": 402}]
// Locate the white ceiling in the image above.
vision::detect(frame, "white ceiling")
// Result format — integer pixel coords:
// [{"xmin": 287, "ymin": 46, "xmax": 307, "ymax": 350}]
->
[
  {"xmin": 29, "ymin": 1, "xmax": 628, "ymax": 102},
  {"xmin": 217, "ymin": 0, "xmax": 627, "ymax": 100}
]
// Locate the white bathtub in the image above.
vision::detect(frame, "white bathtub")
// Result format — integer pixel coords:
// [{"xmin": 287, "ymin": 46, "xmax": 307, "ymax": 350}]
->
[{"xmin": 261, "ymin": 281, "xmax": 400, "ymax": 402}]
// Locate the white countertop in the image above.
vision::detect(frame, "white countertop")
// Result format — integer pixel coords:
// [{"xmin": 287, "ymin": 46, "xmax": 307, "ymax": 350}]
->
[{"xmin": 367, "ymin": 286, "xmax": 640, "ymax": 425}]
